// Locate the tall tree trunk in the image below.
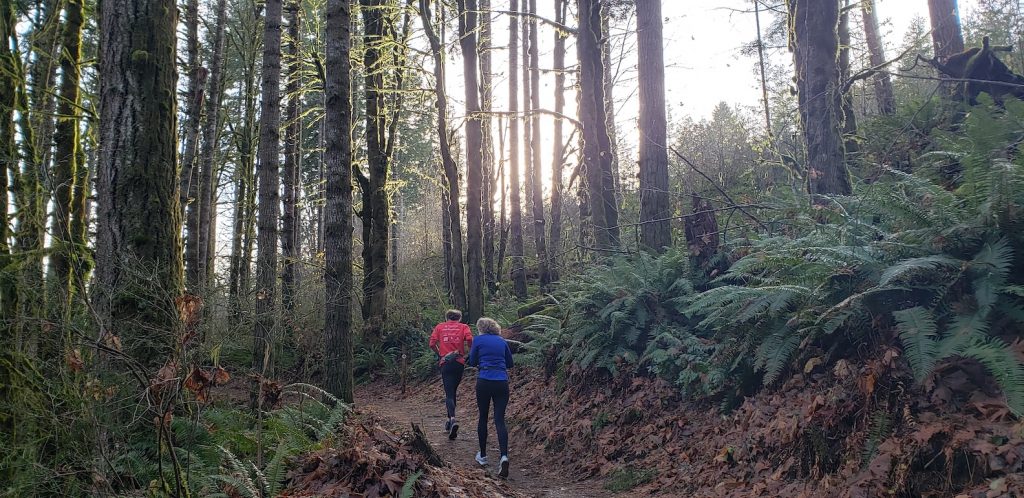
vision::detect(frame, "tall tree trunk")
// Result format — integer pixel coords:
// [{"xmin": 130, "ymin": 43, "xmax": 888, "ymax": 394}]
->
[
  {"xmin": 16, "ymin": 33, "xmax": 45, "ymax": 350},
  {"xmin": 358, "ymin": 0, "xmax": 399, "ymax": 340},
  {"xmin": 440, "ymin": 179, "xmax": 453, "ymax": 300},
  {"xmin": 49, "ymin": 0, "xmax": 85, "ymax": 312},
  {"xmin": 420, "ymin": 0, "xmax": 467, "ymax": 310},
  {"xmin": 578, "ymin": 0, "xmax": 619, "ymax": 250},
  {"xmin": 522, "ymin": 1, "xmax": 534, "ymax": 225},
  {"xmin": 324, "ymin": 0, "xmax": 355, "ymax": 403},
  {"xmin": 527, "ymin": 0, "xmax": 550, "ymax": 287},
  {"xmin": 282, "ymin": 0, "xmax": 302, "ymax": 317},
  {"xmin": 549, "ymin": 0, "xmax": 567, "ymax": 280},
  {"xmin": 27, "ymin": 0, "xmax": 60, "ymax": 190},
  {"xmin": 754, "ymin": 0, "xmax": 773, "ymax": 136},
  {"xmin": 508, "ymin": 0, "xmax": 527, "ymax": 298},
  {"xmin": 929, "ymin": 0, "xmax": 965, "ymax": 97},
  {"xmin": 787, "ymin": 0, "xmax": 850, "ymax": 202},
  {"xmin": 458, "ymin": 0, "xmax": 485, "ymax": 321},
  {"xmin": 70, "ymin": 120, "xmax": 92, "ymax": 297},
  {"xmin": 95, "ymin": 0, "xmax": 184, "ymax": 365},
  {"xmin": 860, "ymin": 0, "xmax": 895, "ymax": 115},
  {"xmin": 496, "ymin": 115, "xmax": 509, "ymax": 285},
  {"xmin": 839, "ymin": 1, "xmax": 859, "ymax": 158},
  {"xmin": 601, "ymin": 1, "xmax": 621, "ymax": 205},
  {"xmin": 182, "ymin": 0, "xmax": 205, "ymax": 289},
  {"xmin": 254, "ymin": 0, "xmax": 283, "ymax": 384},
  {"xmin": 0, "ymin": 3, "xmax": 18, "ymax": 334},
  {"xmin": 198, "ymin": 0, "xmax": 230, "ymax": 290},
  {"xmin": 481, "ymin": 0, "xmax": 497, "ymax": 295},
  {"xmin": 637, "ymin": 0, "xmax": 671, "ymax": 253},
  {"xmin": 928, "ymin": 0, "xmax": 965, "ymax": 62}
]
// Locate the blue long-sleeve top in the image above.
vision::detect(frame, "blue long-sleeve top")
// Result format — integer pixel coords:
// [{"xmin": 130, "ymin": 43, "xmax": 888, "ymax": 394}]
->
[{"xmin": 468, "ymin": 333, "xmax": 514, "ymax": 381}]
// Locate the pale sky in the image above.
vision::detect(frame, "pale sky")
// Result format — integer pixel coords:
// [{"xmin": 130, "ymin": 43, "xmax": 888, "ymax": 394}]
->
[{"xmin": 657, "ymin": 0, "xmax": 965, "ymax": 120}]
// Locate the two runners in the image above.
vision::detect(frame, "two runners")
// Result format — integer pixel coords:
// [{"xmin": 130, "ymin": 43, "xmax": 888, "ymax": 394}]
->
[{"xmin": 430, "ymin": 311, "xmax": 514, "ymax": 479}]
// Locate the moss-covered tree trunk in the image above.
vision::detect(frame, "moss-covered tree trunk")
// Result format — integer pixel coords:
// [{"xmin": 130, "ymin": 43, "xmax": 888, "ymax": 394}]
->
[
  {"xmin": 0, "ymin": 0, "xmax": 17, "ymax": 330},
  {"xmin": 481, "ymin": 0, "xmax": 497, "ymax": 295},
  {"xmin": 282, "ymin": 0, "xmax": 302, "ymax": 317},
  {"xmin": 637, "ymin": 0, "xmax": 671, "ymax": 253},
  {"xmin": 181, "ymin": 0, "xmax": 205, "ymax": 290},
  {"xmin": 49, "ymin": 0, "xmax": 85, "ymax": 313},
  {"xmin": 254, "ymin": 0, "xmax": 283, "ymax": 384},
  {"xmin": 324, "ymin": 0, "xmax": 355, "ymax": 403},
  {"xmin": 95, "ymin": 0, "xmax": 184, "ymax": 365},
  {"xmin": 787, "ymin": 0, "xmax": 850, "ymax": 202},
  {"xmin": 358, "ymin": 0, "xmax": 394, "ymax": 339},
  {"xmin": 578, "ymin": 0, "xmax": 620, "ymax": 251}
]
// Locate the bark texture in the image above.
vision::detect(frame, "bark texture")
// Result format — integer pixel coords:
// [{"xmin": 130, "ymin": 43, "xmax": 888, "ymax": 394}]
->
[
  {"xmin": 95, "ymin": 0, "xmax": 184, "ymax": 365},
  {"xmin": 254, "ymin": 0, "xmax": 284, "ymax": 381},
  {"xmin": 324, "ymin": 0, "xmax": 355, "ymax": 402},
  {"xmin": 458, "ymin": 0, "xmax": 485, "ymax": 321},
  {"xmin": 860, "ymin": 0, "xmax": 895, "ymax": 115},
  {"xmin": 549, "ymin": 0, "xmax": 568, "ymax": 280},
  {"xmin": 788, "ymin": 0, "xmax": 851, "ymax": 202},
  {"xmin": 197, "ymin": 0, "xmax": 230, "ymax": 290},
  {"xmin": 577, "ymin": 0, "xmax": 620, "ymax": 250},
  {"xmin": 636, "ymin": 0, "xmax": 671, "ymax": 253},
  {"xmin": 282, "ymin": 0, "xmax": 302, "ymax": 316},
  {"xmin": 527, "ymin": 0, "xmax": 550, "ymax": 287}
]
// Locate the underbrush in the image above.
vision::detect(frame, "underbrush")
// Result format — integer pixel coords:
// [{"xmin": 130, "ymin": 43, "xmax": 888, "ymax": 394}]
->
[{"xmin": 510, "ymin": 101, "xmax": 1024, "ymax": 494}]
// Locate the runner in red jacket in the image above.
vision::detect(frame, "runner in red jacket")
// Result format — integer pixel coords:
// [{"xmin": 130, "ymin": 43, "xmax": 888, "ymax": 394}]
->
[{"xmin": 429, "ymin": 309, "xmax": 474, "ymax": 440}]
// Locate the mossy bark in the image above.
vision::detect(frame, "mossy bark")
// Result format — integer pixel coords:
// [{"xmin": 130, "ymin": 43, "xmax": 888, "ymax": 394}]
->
[{"xmin": 95, "ymin": 0, "xmax": 184, "ymax": 365}]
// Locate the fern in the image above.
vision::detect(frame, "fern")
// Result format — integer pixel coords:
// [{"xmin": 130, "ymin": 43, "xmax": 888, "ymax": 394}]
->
[
  {"xmin": 754, "ymin": 324, "xmax": 802, "ymax": 386},
  {"xmin": 893, "ymin": 307, "xmax": 940, "ymax": 383},
  {"xmin": 959, "ymin": 335, "xmax": 1024, "ymax": 417},
  {"xmin": 879, "ymin": 255, "xmax": 961, "ymax": 286}
]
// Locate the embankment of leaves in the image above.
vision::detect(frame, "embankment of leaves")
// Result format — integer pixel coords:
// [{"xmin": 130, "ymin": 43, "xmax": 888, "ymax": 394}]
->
[
  {"xmin": 280, "ymin": 411, "xmax": 516, "ymax": 497},
  {"xmin": 507, "ymin": 359, "xmax": 1024, "ymax": 497}
]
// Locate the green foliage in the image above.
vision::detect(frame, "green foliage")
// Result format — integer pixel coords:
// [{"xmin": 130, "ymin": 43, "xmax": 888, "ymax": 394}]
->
[{"xmin": 523, "ymin": 102, "xmax": 1024, "ymax": 417}]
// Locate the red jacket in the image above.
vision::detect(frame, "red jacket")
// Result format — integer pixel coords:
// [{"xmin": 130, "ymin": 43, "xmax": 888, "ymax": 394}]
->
[{"xmin": 429, "ymin": 320, "xmax": 473, "ymax": 365}]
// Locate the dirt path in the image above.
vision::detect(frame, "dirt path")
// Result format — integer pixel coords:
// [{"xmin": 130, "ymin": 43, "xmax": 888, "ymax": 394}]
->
[{"xmin": 357, "ymin": 377, "xmax": 610, "ymax": 498}]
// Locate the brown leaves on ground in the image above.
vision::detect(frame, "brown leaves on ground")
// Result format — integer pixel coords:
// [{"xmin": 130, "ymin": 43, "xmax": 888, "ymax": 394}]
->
[
  {"xmin": 506, "ymin": 360, "xmax": 1024, "ymax": 497},
  {"xmin": 280, "ymin": 412, "xmax": 516, "ymax": 497}
]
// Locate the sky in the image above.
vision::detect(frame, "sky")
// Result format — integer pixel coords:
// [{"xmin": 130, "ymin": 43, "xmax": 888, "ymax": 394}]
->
[{"xmin": 657, "ymin": 0, "xmax": 967, "ymax": 120}]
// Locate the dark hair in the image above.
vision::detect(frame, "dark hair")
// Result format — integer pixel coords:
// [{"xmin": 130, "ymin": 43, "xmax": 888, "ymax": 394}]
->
[{"xmin": 446, "ymin": 309, "xmax": 462, "ymax": 321}]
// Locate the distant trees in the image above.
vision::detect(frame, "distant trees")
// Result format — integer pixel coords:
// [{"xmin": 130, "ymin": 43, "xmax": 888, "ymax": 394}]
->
[{"xmin": 860, "ymin": 0, "xmax": 896, "ymax": 115}]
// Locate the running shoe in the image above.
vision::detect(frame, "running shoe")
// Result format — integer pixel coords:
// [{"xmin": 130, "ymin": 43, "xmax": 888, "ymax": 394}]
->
[
  {"xmin": 498, "ymin": 455, "xmax": 510, "ymax": 478},
  {"xmin": 448, "ymin": 420, "xmax": 459, "ymax": 440},
  {"xmin": 475, "ymin": 452, "xmax": 488, "ymax": 466}
]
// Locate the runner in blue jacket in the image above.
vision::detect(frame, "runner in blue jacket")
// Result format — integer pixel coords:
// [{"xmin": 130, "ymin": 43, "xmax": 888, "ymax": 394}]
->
[{"xmin": 467, "ymin": 317, "xmax": 514, "ymax": 478}]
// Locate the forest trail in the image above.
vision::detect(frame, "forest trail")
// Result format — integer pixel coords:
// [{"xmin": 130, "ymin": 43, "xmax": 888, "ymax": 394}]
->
[{"xmin": 357, "ymin": 378, "xmax": 611, "ymax": 498}]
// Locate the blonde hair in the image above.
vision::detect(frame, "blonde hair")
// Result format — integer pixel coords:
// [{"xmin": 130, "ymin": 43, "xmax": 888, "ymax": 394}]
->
[
  {"xmin": 476, "ymin": 317, "xmax": 501, "ymax": 335},
  {"xmin": 445, "ymin": 309, "xmax": 462, "ymax": 321}
]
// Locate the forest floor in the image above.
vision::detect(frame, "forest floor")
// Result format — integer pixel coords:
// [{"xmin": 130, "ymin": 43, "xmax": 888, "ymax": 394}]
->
[{"xmin": 357, "ymin": 373, "xmax": 612, "ymax": 498}]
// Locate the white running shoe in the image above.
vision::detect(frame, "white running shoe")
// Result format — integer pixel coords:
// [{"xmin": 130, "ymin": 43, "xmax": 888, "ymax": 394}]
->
[
  {"xmin": 498, "ymin": 455, "xmax": 509, "ymax": 478},
  {"xmin": 475, "ymin": 452, "xmax": 488, "ymax": 466}
]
